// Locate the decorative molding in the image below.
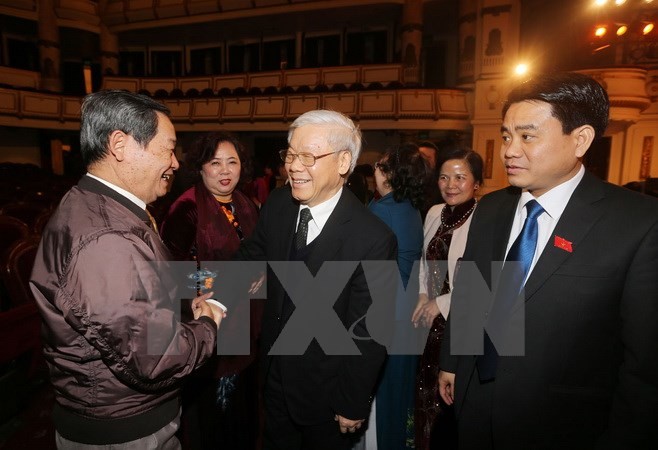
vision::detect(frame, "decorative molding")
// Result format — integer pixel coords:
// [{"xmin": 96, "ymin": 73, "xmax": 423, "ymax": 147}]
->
[
  {"xmin": 481, "ymin": 5, "xmax": 512, "ymax": 16},
  {"xmin": 37, "ymin": 39, "xmax": 61, "ymax": 49},
  {"xmin": 458, "ymin": 12, "xmax": 476, "ymax": 24},
  {"xmin": 400, "ymin": 23, "xmax": 423, "ymax": 33}
]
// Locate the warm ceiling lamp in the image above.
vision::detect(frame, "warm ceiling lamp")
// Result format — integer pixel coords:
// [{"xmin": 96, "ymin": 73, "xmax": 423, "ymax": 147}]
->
[
  {"xmin": 594, "ymin": 0, "xmax": 608, "ymax": 5},
  {"xmin": 595, "ymin": 26, "xmax": 608, "ymax": 37},
  {"xmin": 643, "ymin": 22, "xmax": 655, "ymax": 34},
  {"xmin": 616, "ymin": 24, "xmax": 628, "ymax": 35},
  {"xmin": 514, "ymin": 63, "xmax": 529, "ymax": 76},
  {"xmin": 614, "ymin": 0, "xmax": 626, "ymax": 5}
]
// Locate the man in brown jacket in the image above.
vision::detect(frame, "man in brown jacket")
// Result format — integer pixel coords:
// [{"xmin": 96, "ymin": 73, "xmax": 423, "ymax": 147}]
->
[{"xmin": 30, "ymin": 90, "xmax": 225, "ymax": 448}]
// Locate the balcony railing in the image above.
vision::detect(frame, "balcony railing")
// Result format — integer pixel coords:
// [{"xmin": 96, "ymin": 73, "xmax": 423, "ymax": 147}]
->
[
  {"xmin": 0, "ymin": 86, "xmax": 470, "ymax": 131},
  {"xmin": 0, "ymin": 63, "xmax": 471, "ymax": 131},
  {"xmin": 101, "ymin": 64, "xmax": 408, "ymax": 96}
]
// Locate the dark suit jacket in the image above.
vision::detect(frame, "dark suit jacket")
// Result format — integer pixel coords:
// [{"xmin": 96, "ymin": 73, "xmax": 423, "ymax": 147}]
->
[
  {"xmin": 440, "ymin": 171, "xmax": 658, "ymax": 449},
  {"xmin": 237, "ymin": 185, "xmax": 398, "ymax": 425}
]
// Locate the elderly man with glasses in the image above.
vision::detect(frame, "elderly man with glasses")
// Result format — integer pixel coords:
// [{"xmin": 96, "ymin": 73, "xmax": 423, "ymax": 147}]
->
[{"xmin": 237, "ymin": 109, "xmax": 398, "ymax": 450}]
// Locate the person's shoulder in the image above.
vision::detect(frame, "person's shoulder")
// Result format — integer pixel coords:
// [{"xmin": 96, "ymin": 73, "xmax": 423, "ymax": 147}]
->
[
  {"xmin": 47, "ymin": 196, "xmax": 160, "ymax": 265},
  {"xmin": 233, "ymin": 189, "xmax": 259, "ymax": 211},
  {"xmin": 472, "ymin": 186, "xmax": 518, "ymax": 211},
  {"xmin": 178, "ymin": 185, "xmax": 197, "ymax": 200},
  {"xmin": 480, "ymin": 185, "xmax": 518, "ymax": 202},
  {"xmin": 600, "ymin": 180, "xmax": 658, "ymax": 219},
  {"xmin": 367, "ymin": 196, "xmax": 390, "ymax": 218},
  {"xmin": 167, "ymin": 185, "xmax": 197, "ymax": 211},
  {"xmin": 426, "ymin": 203, "xmax": 446, "ymax": 221},
  {"xmin": 258, "ymin": 184, "xmax": 295, "ymax": 221},
  {"xmin": 357, "ymin": 203, "xmax": 397, "ymax": 239},
  {"xmin": 265, "ymin": 184, "xmax": 292, "ymax": 203}
]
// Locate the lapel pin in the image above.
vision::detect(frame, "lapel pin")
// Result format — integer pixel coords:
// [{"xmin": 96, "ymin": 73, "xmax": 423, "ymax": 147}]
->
[{"xmin": 554, "ymin": 235, "xmax": 573, "ymax": 253}]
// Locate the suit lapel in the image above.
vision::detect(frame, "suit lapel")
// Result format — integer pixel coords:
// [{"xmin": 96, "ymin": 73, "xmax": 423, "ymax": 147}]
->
[
  {"xmin": 524, "ymin": 172, "xmax": 606, "ymax": 300},
  {"xmin": 272, "ymin": 188, "xmax": 300, "ymax": 316},
  {"xmin": 277, "ymin": 200, "xmax": 298, "ymax": 260},
  {"xmin": 305, "ymin": 189, "xmax": 353, "ymax": 272},
  {"xmin": 492, "ymin": 189, "xmax": 521, "ymax": 263}
]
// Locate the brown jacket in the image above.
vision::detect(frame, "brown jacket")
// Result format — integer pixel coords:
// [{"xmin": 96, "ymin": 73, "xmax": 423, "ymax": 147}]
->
[{"xmin": 30, "ymin": 175, "xmax": 217, "ymax": 445}]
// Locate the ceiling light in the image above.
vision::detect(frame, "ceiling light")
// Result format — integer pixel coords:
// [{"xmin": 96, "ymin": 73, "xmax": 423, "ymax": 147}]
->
[
  {"xmin": 643, "ymin": 23, "xmax": 654, "ymax": 35},
  {"xmin": 595, "ymin": 26, "xmax": 608, "ymax": 37},
  {"xmin": 594, "ymin": 0, "xmax": 608, "ymax": 5},
  {"xmin": 614, "ymin": 0, "xmax": 626, "ymax": 5},
  {"xmin": 616, "ymin": 25, "xmax": 628, "ymax": 35},
  {"xmin": 514, "ymin": 64, "xmax": 529, "ymax": 76}
]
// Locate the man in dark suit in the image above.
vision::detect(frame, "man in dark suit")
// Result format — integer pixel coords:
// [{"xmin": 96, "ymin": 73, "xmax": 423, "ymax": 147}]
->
[
  {"xmin": 438, "ymin": 72, "xmax": 658, "ymax": 449},
  {"xmin": 237, "ymin": 110, "xmax": 397, "ymax": 450}
]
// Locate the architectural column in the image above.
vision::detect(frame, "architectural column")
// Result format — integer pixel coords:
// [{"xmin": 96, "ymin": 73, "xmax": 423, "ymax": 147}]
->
[
  {"xmin": 50, "ymin": 138, "xmax": 64, "ymax": 176},
  {"xmin": 295, "ymin": 31, "xmax": 303, "ymax": 69},
  {"xmin": 464, "ymin": 0, "xmax": 522, "ymax": 194},
  {"xmin": 38, "ymin": 0, "xmax": 61, "ymax": 92},
  {"xmin": 457, "ymin": 0, "xmax": 478, "ymax": 86},
  {"xmin": 99, "ymin": 0, "xmax": 119, "ymax": 76},
  {"xmin": 401, "ymin": 0, "xmax": 423, "ymax": 86}
]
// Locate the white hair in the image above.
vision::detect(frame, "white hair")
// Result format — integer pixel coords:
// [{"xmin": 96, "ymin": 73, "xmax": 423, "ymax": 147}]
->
[{"xmin": 288, "ymin": 110, "xmax": 362, "ymax": 173}]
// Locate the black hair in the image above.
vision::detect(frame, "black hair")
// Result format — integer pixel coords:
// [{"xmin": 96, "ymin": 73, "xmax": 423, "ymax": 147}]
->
[
  {"xmin": 502, "ymin": 72, "xmax": 609, "ymax": 139},
  {"xmin": 437, "ymin": 146, "xmax": 484, "ymax": 186},
  {"xmin": 80, "ymin": 90, "xmax": 170, "ymax": 167},
  {"xmin": 188, "ymin": 131, "xmax": 252, "ymax": 185},
  {"xmin": 380, "ymin": 142, "xmax": 430, "ymax": 210}
]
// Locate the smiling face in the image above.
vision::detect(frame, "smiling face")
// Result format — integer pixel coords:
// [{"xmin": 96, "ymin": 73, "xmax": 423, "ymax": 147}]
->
[
  {"xmin": 438, "ymin": 158, "xmax": 479, "ymax": 206},
  {"xmin": 200, "ymin": 141, "xmax": 241, "ymax": 202},
  {"xmin": 122, "ymin": 111, "xmax": 179, "ymax": 204},
  {"xmin": 500, "ymin": 100, "xmax": 591, "ymax": 197},
  {"xmin": 286, "ymin": 124, "xmax": 351, "ymax": 207}
]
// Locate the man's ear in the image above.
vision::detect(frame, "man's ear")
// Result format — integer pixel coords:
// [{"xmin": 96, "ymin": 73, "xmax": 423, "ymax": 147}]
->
[
  {"xmin": 573, "ymin": 125, "xmax": 595, "ymax": 158},
  {"xmin": 338, "ymin": 150, "xmax": 352, "ymax": 176},
  {"xmin": 108, "ymin": 130, "xmax": 128, "ymax": 162}
]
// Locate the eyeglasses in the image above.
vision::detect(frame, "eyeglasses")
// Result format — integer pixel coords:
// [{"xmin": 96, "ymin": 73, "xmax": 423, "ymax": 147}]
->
[{"xmin": 279, "ymin": 148, "xmax": 341, "ymax": 167}]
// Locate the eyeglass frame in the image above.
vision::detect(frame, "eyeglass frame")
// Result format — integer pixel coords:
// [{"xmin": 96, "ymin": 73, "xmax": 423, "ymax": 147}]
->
[{"xmin": 279, "ymin": 148, "xmax": 344, "ymax": 167}]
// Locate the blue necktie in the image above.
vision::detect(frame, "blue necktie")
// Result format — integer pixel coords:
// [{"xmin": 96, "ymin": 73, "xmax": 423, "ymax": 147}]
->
[{"xmin": 477, "ymin": 199, "xmax": 545, "ymax": 381}]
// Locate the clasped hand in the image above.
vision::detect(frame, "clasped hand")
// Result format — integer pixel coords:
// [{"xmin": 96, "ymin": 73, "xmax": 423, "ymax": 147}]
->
[
  {"xmin": 191, "ymin": 291, "xmax": 226, "ymax": 327},
  {"xmin": 412, "ymin": 293, "xmax": 440, "ymax": 328},
  {"xmin": 334, "ymin": 414, "xmax": 364, "ymax": 434}
]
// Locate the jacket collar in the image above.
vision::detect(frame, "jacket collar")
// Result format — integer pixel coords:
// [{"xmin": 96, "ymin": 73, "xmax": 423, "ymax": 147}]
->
[{"xmin": 78, "ymin": 174, "xmax": 150, "ymax": 223}]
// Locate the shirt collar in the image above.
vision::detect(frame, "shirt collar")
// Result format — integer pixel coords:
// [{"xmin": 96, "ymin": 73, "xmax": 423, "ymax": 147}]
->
[
  {"xmin": 518, "ymin": 164, "xmax": 585, "ymax": 219},
  {"xmin": 297, "ymin": 187, "xmax": 343, "ymax": 233},
  {"xmin": 86, "ymin": 172, "xmax": 147, "ymax": 211}
]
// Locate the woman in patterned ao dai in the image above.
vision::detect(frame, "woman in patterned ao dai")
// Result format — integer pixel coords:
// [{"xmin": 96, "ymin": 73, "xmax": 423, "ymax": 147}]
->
[{"xmin": 412, "ymin": 148, "xmax": 484, "ymax": 450}]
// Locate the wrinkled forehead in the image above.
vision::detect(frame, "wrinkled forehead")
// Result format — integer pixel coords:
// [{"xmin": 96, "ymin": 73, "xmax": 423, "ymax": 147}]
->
[{"xmin": 289, "ymin": 124, "xmax": 334, "ymax": 151}]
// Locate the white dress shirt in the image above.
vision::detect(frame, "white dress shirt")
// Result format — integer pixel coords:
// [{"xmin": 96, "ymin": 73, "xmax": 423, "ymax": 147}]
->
[
  {"xmin": 295, "ymin": 187, "xmax": 343, "ymax": 245},
  {"xmin": 505, "ymin": 165, "xmax": 585, "ymax": 281}
]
